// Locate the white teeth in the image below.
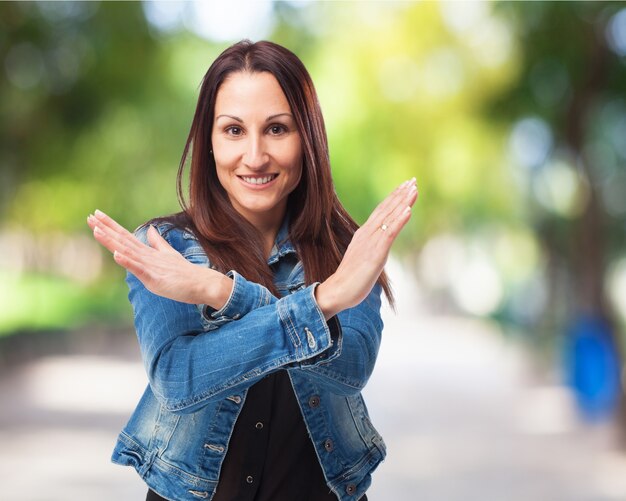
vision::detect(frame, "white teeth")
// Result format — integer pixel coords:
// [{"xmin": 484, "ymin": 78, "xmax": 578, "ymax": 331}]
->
[{"xmin": 241, "ymin": 175, "xmax": 276, "ymax": 185}]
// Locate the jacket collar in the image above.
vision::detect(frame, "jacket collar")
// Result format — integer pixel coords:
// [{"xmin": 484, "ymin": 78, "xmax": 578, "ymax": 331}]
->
[{"xmin": 268, "ymin": 215, "xmax": 296, "ymax": 265}]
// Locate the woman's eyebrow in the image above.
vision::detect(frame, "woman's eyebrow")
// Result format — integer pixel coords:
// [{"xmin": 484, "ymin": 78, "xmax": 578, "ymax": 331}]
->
[
  {"xmin": 215, "ymin": 114, "xmax": 243, "ymax": 122},
  {"xmin": 214, "ymin": 113, "xmax": 293, "ymax": 123},
  {"xmin": 266, "ymin": 113, "xmax": 293, "ymax": 121}
]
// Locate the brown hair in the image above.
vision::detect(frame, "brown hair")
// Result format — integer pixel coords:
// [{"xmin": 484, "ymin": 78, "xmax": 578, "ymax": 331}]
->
[{"xmin": 158, "ymin": 40, "xmax": 392, "ymax": 304}]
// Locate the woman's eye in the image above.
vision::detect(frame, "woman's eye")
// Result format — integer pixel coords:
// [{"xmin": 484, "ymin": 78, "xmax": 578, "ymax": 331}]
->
[
  {"xmin": 226, "ymin": 126, "xmax": 243, "ymax": 136},
  {"xmin": 268, "ymin": 124, "xmax": 287, "ymax": 135}
]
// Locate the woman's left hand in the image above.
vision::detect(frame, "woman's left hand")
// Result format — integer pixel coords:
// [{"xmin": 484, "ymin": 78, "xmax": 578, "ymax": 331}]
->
[
  {"xmin": 315, "ymin": 178, "xmax": 418, "ymax": 319},
  {"xmin": 87, "ymin": 210, "xmax": 232, "ymax": 308}
]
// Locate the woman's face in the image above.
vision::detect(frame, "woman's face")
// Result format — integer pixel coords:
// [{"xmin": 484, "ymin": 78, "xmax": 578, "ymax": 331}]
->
[{"xmin": 211, "ymin": 71, "xmax": 303, "ymax": 232}]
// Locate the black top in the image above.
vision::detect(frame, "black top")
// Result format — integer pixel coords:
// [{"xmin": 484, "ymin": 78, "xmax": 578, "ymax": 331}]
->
[
  {"xmin": 212, "ymin": 370, "xmax": 338, "ymax": 501},
  {"xmin": 147, "ymin": 370, "xmax": 369, "ymax": 501}
]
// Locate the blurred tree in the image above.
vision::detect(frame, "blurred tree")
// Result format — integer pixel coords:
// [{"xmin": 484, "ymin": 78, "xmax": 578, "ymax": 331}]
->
[
  {"xmin": 0, "ymin": 1, "xmax": 529, "ymax": 331},
  {"xmin": 0, "ymin": 1, "xmax": 201, "ymax": 231},
  {"xmin": 291, "ymin": 2, "xmax": 523, "ymax": 240},
  {"xmin": 488, "ymin": 1, "xmax": 626, "ymax": 420},
  {"xmin": 0, "ymin": 1, "xmax": 212, "ymax": 333},
  {"xmin": 4, "ymin": 0, "xmax": 623, "ymax": 385},
  {"xmin": 284, "ymin": 1, "xmax": 537, "ymax": 323}
]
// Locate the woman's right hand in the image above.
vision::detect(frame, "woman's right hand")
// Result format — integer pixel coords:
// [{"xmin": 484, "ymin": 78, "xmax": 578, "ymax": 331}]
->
[
  {"xmin": 315, "ymin": 178, "xmax": 418, "ymax": 319},
  {"xmin": 87, "ymin": 210, "xmax": 233, "ymax": 309}
]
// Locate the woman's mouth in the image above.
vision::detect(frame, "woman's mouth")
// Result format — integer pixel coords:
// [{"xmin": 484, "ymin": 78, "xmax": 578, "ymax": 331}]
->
[{"xmin": 239, "ymin": 174, "xmax": 278, "ymax": 186}]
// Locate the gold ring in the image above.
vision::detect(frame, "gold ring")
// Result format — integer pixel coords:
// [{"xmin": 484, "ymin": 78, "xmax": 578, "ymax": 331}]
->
[{"xmin": 380, "ymin": 224, "xmax": 388, "ymax": 232}]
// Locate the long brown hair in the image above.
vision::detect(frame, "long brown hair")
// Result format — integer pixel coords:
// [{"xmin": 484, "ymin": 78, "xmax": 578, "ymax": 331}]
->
[{"xmin": 158, "ymin": 40, "xmax": 392, "ymax": 304}]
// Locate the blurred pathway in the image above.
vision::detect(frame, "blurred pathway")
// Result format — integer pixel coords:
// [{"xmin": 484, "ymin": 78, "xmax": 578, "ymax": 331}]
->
[
  {"xmin": 366, "ymin": 261, "xmax": 626, "ymax": 501},
  {"xmin": 2, "ymin": 269, "xmax": 626, "ymax": 500},
  {"xmin": 0, "ymin": 329, "xmax": 147, "ymax": 500}
]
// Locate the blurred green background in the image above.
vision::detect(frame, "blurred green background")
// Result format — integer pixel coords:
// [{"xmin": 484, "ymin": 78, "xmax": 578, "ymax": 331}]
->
[{"xmin": 1, "ymin": 0, "xmax": 626, "ymax": 417}]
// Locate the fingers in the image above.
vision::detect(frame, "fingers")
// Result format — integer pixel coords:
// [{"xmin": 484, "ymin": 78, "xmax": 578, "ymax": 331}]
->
[
  {"xmin": 87, "ymin": 210, "xmax": 180, "ymax": 281},
  {"xmin": 89, "ymin": 209, "xmax": 145, "ymax": 250},
  {"xmin": 146, "ymin": 225, "xmax": 178, "ymax": 254},
  {"xmin": 113, "ymin": 249, "xmax": 142, "ymax": 275},
  {"xmin": 92, "ymin": 222, "xmax": 141, "ymax": 262},
  {"xmin": 366, "ymin": 177, "xmax": 417, "ymax": 233},
  {"xmin": 371, "ymin": 178, "xmax": 416, "ymax": 224},
  {"xmin": 368, "ymin": 179, "xmax": 413, "ymax": 224},
  {"xmin": 95, "ymin": 226, "xmax": 157, "ymax": 280},
  {"xmin": 91, "ymin": 222, "xmax": 120, "ymax": 255},
  {"xmin": 87, "ymin": 210, "xmax": 147, "ymax": 256},
  {"xmin": 383, "ymin": 205, "xmax": 412, "ymax": 240},
  {"xmin": 92, "ymin": 209, "xmax": 134, "ymax": 238},
  {"xmin": 382, "ymin": 182, "xmax": 418, "ymax": 231}
]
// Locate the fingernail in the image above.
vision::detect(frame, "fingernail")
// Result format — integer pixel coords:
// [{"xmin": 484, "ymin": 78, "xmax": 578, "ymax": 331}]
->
[
  {"xmin": 94, "ymin": 226, "xmax": 104, "ymax": 235},
  {"xmin": 404, "ymin": 206, "xmax": 411, "ymax": 213},
  {"xmin": 95, "ymin": 209, "xmax": 104, "ymax": 217}
]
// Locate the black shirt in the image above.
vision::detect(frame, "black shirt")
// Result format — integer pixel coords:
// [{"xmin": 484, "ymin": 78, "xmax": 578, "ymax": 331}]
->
[
  {"xmin": 213, "ymin": 370, "xmax": 338, "ymax": 501},
  {"xmin": 146, "ymin": 371, "xmax": 367, "ymax": 501}
]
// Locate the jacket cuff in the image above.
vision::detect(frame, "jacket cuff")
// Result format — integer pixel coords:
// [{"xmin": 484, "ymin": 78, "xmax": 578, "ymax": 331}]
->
[
  {"xmin": 298, "ymin": 314, "xmax": 342, "ymax": 367},
  {"xmin": 202, "ymin": 270, "xmax": 273, "ymax": 321},
  {"xmin": 277, "ymin": 283, "xmax": 341, "ymax": 362}
]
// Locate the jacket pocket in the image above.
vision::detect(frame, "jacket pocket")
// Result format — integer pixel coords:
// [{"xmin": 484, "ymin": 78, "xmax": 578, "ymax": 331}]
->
[
  {"xmin": 150, "ymin": 404, "xmax": 181, "ymax": 455},
  {"xmin": 346, "ymin": 394, "xmax": 386, "ymax": 459}
]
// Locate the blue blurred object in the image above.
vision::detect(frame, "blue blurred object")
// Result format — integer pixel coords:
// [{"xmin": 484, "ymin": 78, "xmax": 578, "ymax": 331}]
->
[{"xmin": 564, "ymin": 315, "xmax": 621, "ymax": 420}]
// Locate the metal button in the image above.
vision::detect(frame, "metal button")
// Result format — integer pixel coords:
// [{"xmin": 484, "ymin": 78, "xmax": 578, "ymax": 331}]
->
[
  {"xmin": 345, "ymin": 483, "xmax": 357, "ymax": 495},
  {"xmin": 308, "ymin": 395, "xmax": 320, "ymax": 408},
  {"xmin": 255, "ymin": 422, "xmax": 264, "ymax": 430},
  {"xmin": 305, "ymin": 327, "xmax": 316, "ymax": 349},
  {"xmin": 246, "ymin": 475, "xmax": 254, "ymax": 484},
  {"xmin": 324, "ymin": 438, "xmax": 334, "ymax": 452}
]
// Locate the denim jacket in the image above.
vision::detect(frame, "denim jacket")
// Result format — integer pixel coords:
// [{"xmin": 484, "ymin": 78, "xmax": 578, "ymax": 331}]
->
[{"xmin": 111, "ymin": 218, "xmax": 386, "ymax": 501}]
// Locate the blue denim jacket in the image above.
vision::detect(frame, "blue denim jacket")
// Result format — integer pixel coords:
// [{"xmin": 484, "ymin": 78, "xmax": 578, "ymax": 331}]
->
[{"xmin": 111, "ymin": 219, "xmax": 386, "ymax": 501}]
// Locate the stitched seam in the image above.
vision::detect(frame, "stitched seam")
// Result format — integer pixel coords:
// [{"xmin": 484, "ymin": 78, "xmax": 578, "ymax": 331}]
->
[
  {"xmin": 163, "ymin": 356, "xmax": 293, "ymax": 412},
  {"xmin": 151, "ymin": 455, "xmax": 216, "ymax": 485},
  {"xmin": 283, "ymin": 305, "xmax": 301, "ymax": 359},
  {"xmin": 256, "ymin": 287, "xmax": 266, "ymax": 308},
  {"xmin": 278, "ymin": 299, "xmax": 301, "ymax": 358}
]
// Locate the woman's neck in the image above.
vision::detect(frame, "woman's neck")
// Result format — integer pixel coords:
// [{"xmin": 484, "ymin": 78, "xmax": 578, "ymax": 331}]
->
[
  {"xmin": 244, "ymin": 214, "xmax": 284, "ymax": 261},
  {"xmin": 262, "ymin": 232, "xmax": 277, "ymax": 260}
]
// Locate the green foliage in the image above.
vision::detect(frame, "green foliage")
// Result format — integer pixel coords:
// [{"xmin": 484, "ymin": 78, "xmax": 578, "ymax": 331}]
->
[
  {"xmin": 0, "ymin": 270, "xmax": 129, "ymax": 336},
  {"xmin": 1, "ymin": 1, "xmax": 624, "ymax": 334},
  {"xmin": 305, "ymin": 2, "xmax": 522, "ymax": 240}
]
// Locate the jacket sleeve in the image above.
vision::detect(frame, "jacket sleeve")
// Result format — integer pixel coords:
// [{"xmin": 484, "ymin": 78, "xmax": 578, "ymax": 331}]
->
[
  {"xmin": 219, "ymin": 270, "xmax": 384, "ymax": 396},
  {"xmin": 128, "ymin": 224, "xmax": 383, "ymax": 413},
  {"xmin": 298, "ymin": 284, "xmax": 384, "ymax": 396},
  {"xmin": 128, "ymin": 225, "xmax": 338, "ymax": 414}
]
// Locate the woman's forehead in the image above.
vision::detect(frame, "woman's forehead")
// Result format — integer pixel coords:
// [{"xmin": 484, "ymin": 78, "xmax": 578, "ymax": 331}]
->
[{"xmin": 214, "ymin": 71, "xmax": 291, "ymax": 117}]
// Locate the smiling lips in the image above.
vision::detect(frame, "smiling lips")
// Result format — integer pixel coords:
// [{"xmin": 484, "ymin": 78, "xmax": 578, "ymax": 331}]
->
[{"xmin": 239, "ymin": 174, "xmax": 278, "ymax": 186}]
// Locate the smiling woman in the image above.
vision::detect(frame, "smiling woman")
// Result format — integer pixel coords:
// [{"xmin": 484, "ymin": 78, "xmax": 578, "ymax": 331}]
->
[
  {"xmin": 212, "ymin": 72, "xmax": 303, "ymax": 247},
  {"xmin": 87, "ymin": 40, "xmax": 417, "ymax": 501}
]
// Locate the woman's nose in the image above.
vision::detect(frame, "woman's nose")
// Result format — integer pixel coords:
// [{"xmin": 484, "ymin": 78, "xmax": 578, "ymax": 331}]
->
[{"xmin": 242, "ymin": 135, "xmax": 269, "ymax": 170}]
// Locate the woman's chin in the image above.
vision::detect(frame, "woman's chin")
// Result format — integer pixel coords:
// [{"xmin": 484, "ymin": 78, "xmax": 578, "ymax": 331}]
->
[{"xmin": 233, "ymin": 199, "xmax": 286, "ymax": 225}]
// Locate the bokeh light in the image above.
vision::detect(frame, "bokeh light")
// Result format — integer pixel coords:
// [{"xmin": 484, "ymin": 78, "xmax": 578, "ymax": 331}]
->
[
  {"xmin": 509, "ymin": 117, "xmax": 553, "ymax": 170},
  {"xmin": 606, "ymin": 8, "xmax": 626, "ymax": 57}
]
